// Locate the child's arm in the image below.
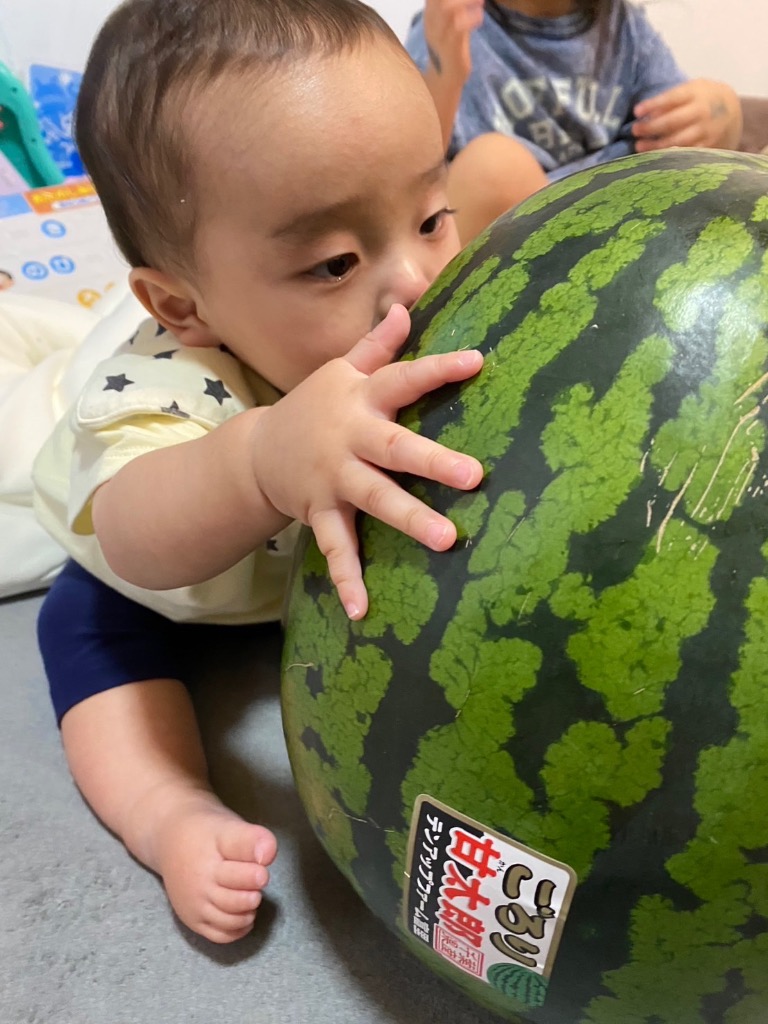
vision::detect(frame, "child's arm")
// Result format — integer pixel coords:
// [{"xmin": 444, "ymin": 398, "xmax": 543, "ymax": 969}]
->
[
  {"xmin": 91, "ymin": 304, "xmax": 484, "ymax": 619},
  {"xmin": 632, "ymin": 80, "xmax": 743, "ymax": 153},
  {"xmin": 419, "ymin": 0, "xmax": 484, "ymax": 151}
]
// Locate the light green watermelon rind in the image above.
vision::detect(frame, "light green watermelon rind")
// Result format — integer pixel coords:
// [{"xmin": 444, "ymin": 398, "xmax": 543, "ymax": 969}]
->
[
  {"xmin": 511, "ymin": 166, "xmax": 731, "ymax": 262},
  {"xmin": 354, "ymin": 518, "xmax": 439, "ymax": 645},
  {"xmin": 385, "ymin": 334, "xmax": 678, "ymax": 879},
  {"xmin": 386, "ymin": 634, "xmax": 542, "ymax": 879},
  {"xmin": 649, "ymin": 253, "xmax": 768, "ymax": 528},
  {"xmin": 282, "ymin": 584, "xmax": 393, "ymax": 868},
  {"xmin": 653, "ymin": 216, "xmax": 756, "ymax": 332},
  {"xmin": 465, "ymin": 331, "xmax": 672, "ymax": 625},
  {"xmin": 561, "ymin": 519, "xmax": 718, "ymax": 721},
  {"xmin": 281, "ymin": 459, "xmax": 482, "ymax": 868},
  {"xmin": 751, "ymin": 194, "xmax": 768, "ymax": 223},
  {"xmin": 407, "ymin": 168, "xmax": 729, "ymax": 451},
  {"xmin": 385, "ymin": 228, "xmax": 763, "ymax": 880},
  {"xmin": 413, "ymin": 222, "xmax": 495, "ymax": 310},
  {"xmin": 436, "ymin": 218, "xmax": 666, "ymax": 462},
  {"xmin": 387, "ymin": 650, "xmax": 672, "ymax": 885},
  {"xmin": 667, "ymin": 565, "xmax": 768, "ymax": 910},
  {"xmin": 411, "ymin": 167, "xmax": 736, "ymax": 463},
  {"xmin": 534, "ymin": 232, "xmax": 768, "ymax": 723},
  {"xmin": 536, "ymin": 717, "xmax": 671, "ymax": 872},
  {"xmin": 540, "ymin": 230, "xmax": 768, "ymax": 777},
  {"xmin": 517, "ymin": 155, "xmax": 737, "ymax": 220},
  {"xmin": 444, "ymin": 489, "xmax": 491, "ymax": 543},
  {"xmin": 413, "ymin": 257, "xmax": 526, "ymax": 358},
  {"xmin": 440, "ymin": 162, "xmax": 761, "ymax": 469},
  {"xmin": 581, "ymin": 556, "xmax": 768, "ymax": 1024},
  {"xmin": 583, "ymin": 899, "xmax": 766, "ymax": 1024}
]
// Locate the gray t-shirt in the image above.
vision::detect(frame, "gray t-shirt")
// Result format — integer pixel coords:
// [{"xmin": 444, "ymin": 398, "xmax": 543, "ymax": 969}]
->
[{"xmin": 406, "ymin": 0, "xmax": 686, "ymax": 180}]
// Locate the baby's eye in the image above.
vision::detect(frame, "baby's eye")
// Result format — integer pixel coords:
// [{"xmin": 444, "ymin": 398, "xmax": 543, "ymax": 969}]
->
[
  {"xmin": 421, "ymin": 207, "xmax": 456, "ymax": 236},
  {"xmin": 309, "ymin": 253, "xmax": 359, "ymax": 279}
]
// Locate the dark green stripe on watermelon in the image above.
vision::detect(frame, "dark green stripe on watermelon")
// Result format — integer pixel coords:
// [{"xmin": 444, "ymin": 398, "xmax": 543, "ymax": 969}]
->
[{"xmin": 281, "ymin": 149, "xmax": 768, "ymax": 1023}]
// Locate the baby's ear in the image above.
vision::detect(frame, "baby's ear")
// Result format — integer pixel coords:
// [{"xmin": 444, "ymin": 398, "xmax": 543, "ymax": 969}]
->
[{"xmin": 129, "ymin": 267, "xmax": 219, "ymax": 347}]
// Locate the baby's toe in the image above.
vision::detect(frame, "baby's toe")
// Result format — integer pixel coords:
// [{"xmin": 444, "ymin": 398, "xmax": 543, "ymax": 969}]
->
[
  {"xmin": 216, "ymin": 858, "xmax": 270, "ymax": 892},
  {"xmin": 200, "ymin": 904, "xmax": 257, "ymax": 940},
  {"xmin": 198, "ymin": 917, "xmax": 254, "ymax": 945},
  {"xmin": 212, "ymin": 886, "xmax": 264, "ymax": 916},
  {"xmin": 216, "ymin": 822, "xmax": 277, "ymax": 867}
]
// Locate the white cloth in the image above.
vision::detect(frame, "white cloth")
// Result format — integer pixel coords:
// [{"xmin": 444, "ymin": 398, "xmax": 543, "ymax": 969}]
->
[{"xmin": 0, "ymin": 282, "xmax": 146, "ymax": 598}]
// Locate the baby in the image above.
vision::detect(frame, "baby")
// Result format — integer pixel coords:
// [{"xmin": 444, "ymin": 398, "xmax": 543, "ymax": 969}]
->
[{"xmin": 33, "ymin": 0, "xmax": 483, "ymax": 944}]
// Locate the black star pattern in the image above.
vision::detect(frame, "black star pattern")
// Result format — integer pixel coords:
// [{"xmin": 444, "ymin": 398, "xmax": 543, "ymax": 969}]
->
[
  {"xmin": 128, "ymin": 331, "xmax": 138, "ymax": 346},
  {"xmin": 160, "ymin": 400, "xmax": 190, "ymax": 418},
  {"xmin": 153, "ymin": 349, "xmax": 178, "ymax": 360},
  {"xmin": 103, "ymin": 373, "xmax": 134, "ymax": 392},
  {"xmin": 155, "ymin": 324, "xmax": 167, "ymax": 336},
  {"xmin": 203, "ymin": 378, "xmax": 232, "ymax": 405},
  {"xmin": 266, "ymin": 538, "xmax": 278, "ymax": 552}
]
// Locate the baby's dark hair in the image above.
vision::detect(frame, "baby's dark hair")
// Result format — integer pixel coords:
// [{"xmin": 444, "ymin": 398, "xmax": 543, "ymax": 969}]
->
[{"xmin": 76, "ymin": 0, "xmax": 399, "ymax": 273}]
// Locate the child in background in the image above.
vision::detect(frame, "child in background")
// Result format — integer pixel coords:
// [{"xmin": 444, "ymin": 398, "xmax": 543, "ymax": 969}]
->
[
  {"xmin": 32, "ymin": 0, "xmax": 484, "ymax": 944},
  {"xmin": 407, "ymin": 0, "xmax": 743, "ymax": 243}
]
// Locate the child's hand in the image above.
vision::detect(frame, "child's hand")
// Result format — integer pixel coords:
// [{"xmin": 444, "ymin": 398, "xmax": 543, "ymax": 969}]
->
[
  {"xmin": 633, "ymin": 80, "xmax": 742, "ymax": 152},
  {"xmin": 423, "ymin": 0, "xmax": 484, "ymax": 85},
  {"xmin": 252, "ymin": 304, "xmax": 484, "ymax": 620}
]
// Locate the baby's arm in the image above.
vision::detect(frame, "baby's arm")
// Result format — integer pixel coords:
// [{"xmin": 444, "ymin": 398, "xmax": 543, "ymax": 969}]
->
[
  {"xmin": 92, "ymin": 305, "xmax": 484, "ymax": 618},
  {"xmin": 418, "ymin": 0, "xmax": 484, "ymax": 151},
  {"xmin": 632, "ymin": 80, "xmax": 743, "ymax": 153}
]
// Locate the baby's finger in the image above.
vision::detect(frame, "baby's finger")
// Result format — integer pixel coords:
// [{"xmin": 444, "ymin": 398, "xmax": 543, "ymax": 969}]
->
[
  {"xmin": 369, "ymin": 348, "xmax": 483, "ymax": 414},
  {"xmin": 345, "ymin": 304, "xmax": 412, "ymax": 376},
  {"xmin": 345, "ymin": 464, "xmax": 459, "ymax": 552},
  {"xmin": 311, "ymin": 507, "xmax": 369, "ymax": 620},
  {"xmin": 357, "ymin": 419, "xmax": 483, "ymax": 490}
]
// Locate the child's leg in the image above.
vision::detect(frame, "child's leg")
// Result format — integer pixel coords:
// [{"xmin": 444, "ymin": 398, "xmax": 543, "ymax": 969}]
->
[
  {"xmin": 38, "ymin": 561, "xmax": 276, "ymax": 944},
  {"xmin": 447, "ymin": 132, "xmax": 549, "ymax": 246},
  {"xmin": 60, "ymin": 678, "xmax": 276, "ymax": 944}
]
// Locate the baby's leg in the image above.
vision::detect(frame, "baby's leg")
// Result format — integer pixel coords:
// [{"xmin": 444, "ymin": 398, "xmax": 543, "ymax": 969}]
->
[
  {"xmin": 37, "ymin": 561, "xmax": 276, "ymax": 944},
  {"xmin": 61, "ymin": 678, "xmax": 276, "ymax": 943},
  {"xmin": 447, "ymin": 132, "xmax": 549, "ymax": 245}
]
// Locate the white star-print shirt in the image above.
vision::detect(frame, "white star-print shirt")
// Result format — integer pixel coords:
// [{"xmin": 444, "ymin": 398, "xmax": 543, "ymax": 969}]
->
[{"xmin": 33, "ymin": 319, "xmax": 301, "ymax": 624}]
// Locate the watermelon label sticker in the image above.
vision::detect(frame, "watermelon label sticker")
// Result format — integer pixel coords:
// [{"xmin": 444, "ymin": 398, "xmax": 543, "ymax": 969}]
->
[{"xmin": 404, "ymin": 795, "xmax": 577, "ymax": 1005}]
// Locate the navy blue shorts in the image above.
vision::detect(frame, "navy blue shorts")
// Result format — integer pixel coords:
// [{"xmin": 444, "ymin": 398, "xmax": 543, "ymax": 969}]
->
[{"xmin": 37, "ymin": 560, "xmax": 243, "ymax": 725}]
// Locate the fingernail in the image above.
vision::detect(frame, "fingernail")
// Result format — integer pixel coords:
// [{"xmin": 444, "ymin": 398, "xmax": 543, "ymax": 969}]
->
[
  {"xmin": 457, "ymin": 349, "xmax": 481, "ymax": 368},
  {"xmin": 454, "ymin": 460, "xmax": 476, "ymax": 487},
  {"xmin": 345, "ymin": 602, "xmax": 362, "ymax": 620},
  {"xmin": 426, "ymin": 522, "xmax": 450, "ymax": 548}
]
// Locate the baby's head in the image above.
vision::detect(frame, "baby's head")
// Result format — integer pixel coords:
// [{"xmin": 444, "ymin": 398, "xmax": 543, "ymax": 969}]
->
[
  {"xmin": 77, "ymin": 0, "xmax": 459, "ymax": 390},
  {"xmin": 77, "ymin": 0, "xmax": 398, "ymax": 276}
]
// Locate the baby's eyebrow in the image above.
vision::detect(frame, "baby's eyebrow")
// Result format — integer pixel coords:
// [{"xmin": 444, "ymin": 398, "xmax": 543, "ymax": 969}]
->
[
  {"xmin": 271, "ymin": 198, "xmax": 362, "ymax": 242},
  {"xmin": 270, "ymin": 159, "xmax": 448, "ymax": 243}
]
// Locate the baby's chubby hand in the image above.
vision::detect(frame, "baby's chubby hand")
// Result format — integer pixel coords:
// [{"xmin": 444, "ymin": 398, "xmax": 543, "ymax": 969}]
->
[{"xmin": 251, "ymin": 304, "xmax": 484, "ymax": 619}]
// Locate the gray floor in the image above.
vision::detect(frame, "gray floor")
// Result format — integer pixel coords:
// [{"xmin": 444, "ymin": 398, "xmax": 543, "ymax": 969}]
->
[{"xmin": 1, "ymin": 591, "xmax": 501, "ymax": 1024}]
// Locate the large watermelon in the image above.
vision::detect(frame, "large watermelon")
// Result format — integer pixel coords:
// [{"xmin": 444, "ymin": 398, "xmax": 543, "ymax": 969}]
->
[{"xmin": 280, "ymin": 148, "xmax": 768, "ymax": 1023}]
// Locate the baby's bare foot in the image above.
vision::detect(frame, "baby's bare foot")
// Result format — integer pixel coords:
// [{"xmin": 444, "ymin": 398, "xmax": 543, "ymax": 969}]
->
[{"xmin": 148, "ymin": 792, "xmax": 277, "ymax": 943}]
